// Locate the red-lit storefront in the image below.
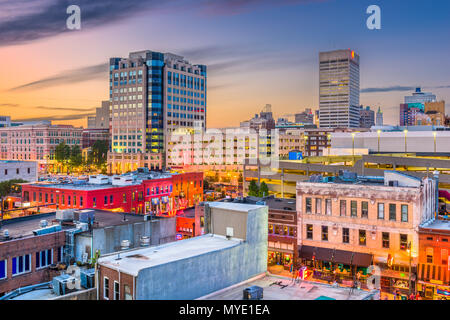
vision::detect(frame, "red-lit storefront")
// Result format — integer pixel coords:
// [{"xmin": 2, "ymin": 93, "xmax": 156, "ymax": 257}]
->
[{"xmin": 21, "ymin": 172, "xmax": 203, "ymax": 215}]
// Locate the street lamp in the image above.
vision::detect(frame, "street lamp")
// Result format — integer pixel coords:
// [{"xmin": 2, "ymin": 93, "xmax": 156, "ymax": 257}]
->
[
  {"xmin": 433, "ymin": 131, "xmax": 437, "ymax": 153},
  {"xmin": 403, "ymin": 129, "xmax": 408, "ymax": 153},
  {"xmin": 377, "ymin": 130, "xmax": 381, "ymax": 153},
  {"xmin": 407, "ymin": 241, "xmax": 412, "ymax": 296},
  {"xmin": 351, "ymin": 132, "xmax": 356, "ymax": 157}
]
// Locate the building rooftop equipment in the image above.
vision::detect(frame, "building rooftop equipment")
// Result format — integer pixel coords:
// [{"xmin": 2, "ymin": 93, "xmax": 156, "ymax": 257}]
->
[{"xmin": 98, "ymin": 234, "xmax": 241, "ymax": 277}]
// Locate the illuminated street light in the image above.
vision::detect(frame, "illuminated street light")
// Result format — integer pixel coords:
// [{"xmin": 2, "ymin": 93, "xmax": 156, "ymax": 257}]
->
[
  {"xmin": 403, "ymin": 129, "xmax": 408, "ymax": 153},
  {"xmin": 433, "ymin": 131, "xmax": 437, "ymax": 153},
  {"xmin": 377, "ymin": 130, "xmax": 381, "ymax": 153}
]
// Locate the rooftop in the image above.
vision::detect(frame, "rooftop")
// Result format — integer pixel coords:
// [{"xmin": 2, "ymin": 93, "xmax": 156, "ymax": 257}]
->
[
  {"xmin": 0, "ymin": 213, "xmax": 63, "ymax": 240},
  {"xmin": 207, "ymin": 202, "xmax": 267, "ymax": 212},
  {"xmin": 98, "ymin": 234, "xmax": 241, "ymax": 276},
  {"xmin": 200, "ymin": 275, "xmax": 378, "ymax": 300},
  {"xmin": 87, "ymin": 209, "xmax": 149, "ymax": 229},
  {"xmin": 420, "ymin": 219, "xmax": 450, "ymax": 232}
]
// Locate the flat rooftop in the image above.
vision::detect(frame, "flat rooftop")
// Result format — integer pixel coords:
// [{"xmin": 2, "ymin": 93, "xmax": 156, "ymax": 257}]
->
[
  {"xmin": 0, "ymin": 213, "xmax": 62, "ymax": 240},
  {"xmin": 98, "ymin": 234, "xmax": 241, "ymax": 276},
  {"xmin": 420, "ymin": 219, "xmax": 450, "ymax": 232},
  {"xmin": 207, "ymin": 202, "xmax": 267, "ymax": 212},
  {"xmin": 89, "ymin": 209, "xmax": 149, "ymax": 229},
  {"xmin": 200, "ymin": 275, "xmax": 377, "ymax": 300}
]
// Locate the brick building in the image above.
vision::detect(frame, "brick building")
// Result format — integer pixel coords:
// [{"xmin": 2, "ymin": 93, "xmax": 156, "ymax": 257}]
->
[
  {"xmin": 296, "ymin": 171, "xmax": 437, "ymax": 295},
  {"xmin": 21, "ymin": 170, "xmax": 203, "ymax": 215},
  {"xmin": 417, "ymin": 219, "xmax": 450, "ymax": 300},
  {"xmin": 0, "ymin": 213, "xmax": 66, "ymax": 296}
]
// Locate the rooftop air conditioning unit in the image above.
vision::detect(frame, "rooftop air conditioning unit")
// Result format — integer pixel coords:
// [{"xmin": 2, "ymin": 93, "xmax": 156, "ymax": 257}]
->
[
  {"xmin": 121, "ymin": 240, "xmax": 130, "ymax": 250},
  {"xmin": 80, "ymin": 268, "xmax": 95, "ymax": 289},
  {"xmin": 40, "ymin": 220, "xmax": 48, "ymax": 228},
  {"xmin": 52, "ymin": 274, "xmax": 78, "ymax": 296}
]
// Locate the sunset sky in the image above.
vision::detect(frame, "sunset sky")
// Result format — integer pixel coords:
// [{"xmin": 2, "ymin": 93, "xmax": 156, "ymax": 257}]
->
[{"xmin": 0, "ymin": 0, "xmax": 449, "ymax": 128}]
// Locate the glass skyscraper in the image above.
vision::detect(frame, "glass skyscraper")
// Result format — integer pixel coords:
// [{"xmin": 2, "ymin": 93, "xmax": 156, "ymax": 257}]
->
[{"xmin": 108, "ymin": 50, "xmax": 207, "ymax": 173}]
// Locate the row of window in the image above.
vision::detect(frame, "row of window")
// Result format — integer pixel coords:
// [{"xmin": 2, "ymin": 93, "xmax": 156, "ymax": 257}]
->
[
  {"xmin": 268, "ymin": 224, "xmax": 295, "ymax": 237},
  {"xmin": 305, "ymin": 224, "xmax": 409, "ymax": 249},
  {"xmin": 304, "ymin": 198, "xmax": 409, "ymax": 222},
  {"xmin": 0, "ymin": 247, "xmax": 63, "ymax": 280},
  {"xmin": 103, "ymin": 277, "xmax": 132, "ymax": 300}
]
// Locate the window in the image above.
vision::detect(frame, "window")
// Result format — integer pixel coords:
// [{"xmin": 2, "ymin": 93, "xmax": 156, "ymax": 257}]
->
[
  {"xmin": 80, "ymin": 196, "xmax": 83, "ymax": 207},
  {"xmin": 389, "ymin": 204, "xmax": 396, "ymax": 221},
  {"xmin": 325, "ymin": 199, "xmax": 332, "ymax": 215},
  {"xmin": 400, "ymin": 234, "xmax": 408, "ymax": 250},
  {"xmin": 382, "ymin": 232, "xmax": 390, "ymax": 248},
  {"xmin": 57, "ymin": 246, "xmax": 64, "ymax": 263},
  {"xmin": 306, "ymin": 225, "xmax": 313, "ymax": 239},
  {"xmin": 73, "ymin": 195, "xmax": 77, "ymax": 207},
  {"xmin": 67, "ymin": 195, "xmax": 71, "ymax": 206},
  {"xmin": 289, "ymin": 227, "xmax": 294, "ymax": 237},
  {"xmin": 401, "ymin": 205, "xmax": 408, "ymax": 222},
  {"xmin": 343, "ymin": 228, "xmax": 350, "ymax": 244},
  {"xmin": 0, "ymin": 259, "xmax": 6, "ymax": 280},
  {"xmin": 104, "ymin": 196, "xmax": 108, "ymax": 205},
  {"xmin": 123, "ymin": 193, "xmax": 126, "ymax": 203},
  {"xmin": 315, "ymin": 198, "xmax": 322, "ymax": 214},
  {"xmin": 114, "ymin": 281, "xmax": 120, "ymax": 300},
  {"xmin": 12, "ymin": 254, "xmax": 31, "ymax": 276},
  {"xmin": 361, "ymin": 201, "xmax": 368, "ymax": 219},
  {"xmin": 321, "ymin": 226, "xmax": 328, "ymax": 241},
  {"xmin": 110, "ymin": 195, "xmax": 114, "ymax": 204},
  {"xmin": 268, "ymin": 224, "xmax": 273, "ymax": 234},
  {"xmin": 124, "ymin": 285, "xmax": 132, "ymax": 300},
  {"xmin": 442, "ymin": 249, "xmax": 448, "ymax": 265},
  {"xmin": 378, "ymin": 203, "xmax": 385, "ymax": 219},
  {"xmin": 340, "ymin": 200, "xmax": 346, "ymax": 216},
  {"xmin": 93, "ymin": 197, "xmax": 96, "ymax": 207},
  {"xmin": 351, "ymin": 201, "xmax": 357, "ymax": 217},
  {"xmin": 359, "ymin": 230, "xmax": 366, "ymax": 246},
  {"xmin": 36, "ymin": 249, "xmax": 53, "ymax": 269},
  {"xmin": 305, "ymin": 198, "xmax": 312, "ymax": 214},
  {"xmin": 104, "ymin": 277, "xmax": 110, "ymax": 299},
  {"xmin": 426, "ymin": 247, "xmax": 433, "ymax": 263}
]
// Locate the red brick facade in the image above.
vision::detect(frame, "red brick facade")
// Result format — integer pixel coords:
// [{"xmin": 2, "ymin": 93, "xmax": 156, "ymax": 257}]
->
[{"xmin": 0, "ymin": 231, "xmax": 65, "ymax": 296}]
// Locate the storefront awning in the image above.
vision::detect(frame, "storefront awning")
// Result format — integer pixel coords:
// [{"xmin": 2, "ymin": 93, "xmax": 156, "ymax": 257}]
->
[
  {"xmin": 315, "ymin": 247, "xmax": 334, "ymax": 262},
  {"xmin": 333, "ymin": 249, "xmax": 353, "ymax": 265},
  {"xmin": 352, "ymin": 252, "xmax": 373, "ymax": 268},
  {"xmin": 298, "ymin": 245, "xmax": 315, "ymax": 260}
]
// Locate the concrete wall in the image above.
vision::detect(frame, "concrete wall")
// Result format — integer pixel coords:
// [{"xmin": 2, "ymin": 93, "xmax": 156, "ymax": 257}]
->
[
  {"xmin": 135, "ymin": 206, "xmax": 268, "ymax": 300},
  {"xmin": 75, "ymin": 217, "xmax": 176, "ymax": 262},
  {"xmin": 0, "ymin": 161, "xmax": 37, "ymax": 183}
]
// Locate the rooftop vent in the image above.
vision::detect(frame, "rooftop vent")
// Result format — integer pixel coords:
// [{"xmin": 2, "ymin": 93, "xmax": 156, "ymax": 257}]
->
[
  {"xmin": 226, "ymin": 227, "xmax": 234, "ymax": 240},
  {"xmin": 121, "ymin": 240, "xmax": 130, "ymax": 250},
  {"xmin": 140, "ymin": 236, "xmax": 150, "ymax": 247}
]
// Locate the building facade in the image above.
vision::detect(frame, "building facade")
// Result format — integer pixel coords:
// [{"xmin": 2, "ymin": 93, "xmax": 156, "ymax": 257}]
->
[
  {"xmin": 319, "ymin": 49, "xmax": 360, "ymax": 128},
  {"xmin": 0, "ymin": 213, "xmax": 65, "ymax": 296},
  {"xmin": 108, "ymin": 50, "xmax": 207, "ymax": 173},
  {"xmin": 296, "ymin": 171, "xmax": 437, "ymax": 294},
  {"xmin": 359, "ymin": 106, "xmax": 375, "ymax": 128},
  {"xmin": 97, "ymin": 202, "xmax": 268, "ymax": 300},
  {"xmin": 417, "ymin": 219, "xmax": 450, "ymax": 300},
  {"xmin": 87, "ymin": 101, "xmax": 110, "ymax": 129},
  {"xmin": 0, "ymin": 124, "xmax": 83, "ymax": 173},
  {"xmin": 0, "ymin": 161, "xmax": 38, "ymax": 183},
  {"xmin": 21, "ymin": 170, "xmax": 203, "ymax": 215}
]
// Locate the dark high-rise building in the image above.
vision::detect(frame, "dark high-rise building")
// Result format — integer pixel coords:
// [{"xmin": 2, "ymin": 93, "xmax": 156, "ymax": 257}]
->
[{"xmin": 359, "ymin": 105, "xmax": 375, "ymax": 128}]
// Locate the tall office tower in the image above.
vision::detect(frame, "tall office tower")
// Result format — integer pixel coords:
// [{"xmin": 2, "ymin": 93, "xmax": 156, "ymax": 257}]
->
[
  {"xmin": 376, "ymin": 107, "xmax": 383, "ymax": 126},
  {"xmin": 108, "ymin": 50, "xmax": 207, "ymax": 173},
  {"xmin": 400, "ymin": 88, "xmax": 436, "ymax": 126},
  {"xmin": 359, "ymin": 105, "xmax": 375, "ymax": 128},
  {"xmin": 319, "ymin": 49, "xmax": 360, "ymax": 128}
]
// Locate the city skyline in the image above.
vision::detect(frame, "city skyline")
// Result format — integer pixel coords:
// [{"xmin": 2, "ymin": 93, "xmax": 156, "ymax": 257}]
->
[{"xmin": 0, "ymin": 0, "xmax": 449, "ymax": 128}]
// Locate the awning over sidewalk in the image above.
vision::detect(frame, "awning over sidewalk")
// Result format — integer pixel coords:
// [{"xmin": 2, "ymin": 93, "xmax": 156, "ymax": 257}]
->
[
  {"xmin": 333, "ymin": 249, "xmax": 353, "ymax": 265},
  {"xmin": 352, "ymin": 252, "xmax": 373, "ymax": 268},
  {"xmin": 299, "ymin": 246, "xmax": 373, "ymax": 267},
  {"xmin": 298, "ymin": 245, "xmax": 315, "ymax": 260}
]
